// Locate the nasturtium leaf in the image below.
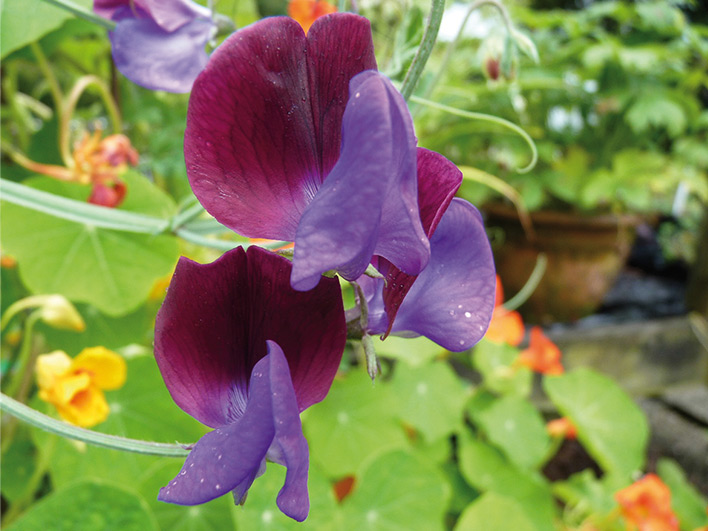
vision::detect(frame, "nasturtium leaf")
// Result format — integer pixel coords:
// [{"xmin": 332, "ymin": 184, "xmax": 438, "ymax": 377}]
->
[
  {"xmin": 543, "ymin": 368, "xmax": 648, "ymax": 477},
  {"xmin": 657, "ymin": 458, "xmax": 708, "ymax": 531},
  {"xmin": 341, "ymin": 450, "xmax": 451, "ymax": 531},
  {"xmin": 1, "ymin": 175, "xmax": 178, "ymax": 316},
  {"xmin": 626, "ymin": 91, "xmax": 687, "ymax": 137},
  {"xmin": 472, "ymin": 396, "xmax": 551, "ymax": 470},
  {"xmin": 376, "ymin": 335, "xmax": 446, "ymax": 367},
  {"xmin": 30, "ymin": 356, "xmax": 230, "ymax": 530},
  {"xmin": 232, "ymin": 462, "xmax": 340, "ymax": 530},
  {"xmin": 1, "ymin": 436, "xmax": 37, "ymax": 503},
  {"xmin": 471, "ymin": 340, "xmax": 532, "ymax": 398},
  {"xmin": 6, "ymin": 479, "xmax": 158, "ymax": 531},
  {"xmin": 390, "ymin": 360, "xmax": 468, "ymax": 442},
  {"xmin": 458, "ymin": 433, "xmax": 556, "ymax": 531},
  {"xmin": 454, "ymin": 492, "xmax": 535, "ymax": 531},
  {"xmin": 1, "ymin": 0, "xmax": 91, "ymax": 59},
  {"xmin": 303, "ymin": 369, "xmax": 408, "ymax": 478}
]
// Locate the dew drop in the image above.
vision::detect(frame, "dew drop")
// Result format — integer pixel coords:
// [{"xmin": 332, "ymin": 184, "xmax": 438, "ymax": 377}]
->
[
  {"xmin": 459, "ymin": 340, "xmax": 465, "ymax": 346},
  {"xmin": 215, "ymin": 484, "xmax": 221, "ymax": 490},
  {"xmin": 464, "ymin": 312, "xmax": 472, "ymax": 318}
]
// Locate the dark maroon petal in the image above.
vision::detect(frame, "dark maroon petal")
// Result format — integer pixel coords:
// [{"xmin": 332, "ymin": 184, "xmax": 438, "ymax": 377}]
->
[
  {"xmin": 158, "ymin": 344, "xmax": 310, "ymax": 521},
  {"xmin": 306, "ymin": 13, "xmax": 377, "ymax": 178},
  {"xmin": 185, "ymin": 14, "xmax": 375, "ymax": 241},
  {"xmin": 154, "ymin": 246, "xmax": 345, "ymax": 428},
  {"xmin": 290, "ymin": 72, "xmax": 429, "ymax": 290},
  {"xmin": 109, "ymin": 7, "xmax": 213, "ymax": 93},
  {"xmin": 379, "ymin": 149, "xmax": 463, "ymax": 333},
  {"xmin": 386, "ymin": 199, "xmax": 496, "ymax": 351}
]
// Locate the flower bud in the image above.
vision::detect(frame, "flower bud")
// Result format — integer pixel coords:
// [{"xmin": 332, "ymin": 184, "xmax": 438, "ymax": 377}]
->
[{"xmin": 39, "ymin": 295, "xmax": 86, "ymax": 332}]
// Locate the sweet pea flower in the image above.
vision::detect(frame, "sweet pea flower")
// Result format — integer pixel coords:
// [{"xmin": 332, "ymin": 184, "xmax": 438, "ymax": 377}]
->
[
  {"xmin": 93, "ymin": 0, "xmax": 215, "ymax": 92},
  {"xmin": 357, "ymin": 150, "xmax": 496, "ymax": 351},
  {"xmin": 36, "ymin": 347, "xmax": 127, "ymax": 427},
  {"xmin": 185, "ymin": 14, "xmax": 430, "ymax": 291},
  {"xmin": 154, "ymin": 246, "xmax": 346, "ymax": 521}
]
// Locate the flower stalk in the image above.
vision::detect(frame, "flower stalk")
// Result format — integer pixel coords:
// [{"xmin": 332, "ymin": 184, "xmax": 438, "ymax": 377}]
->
[
  {"xmin": 0, "ymin": 393, "xmax": 191, "ymax": 457},
  {"xmin": 400, "ymin": 0, "xmax": 446, "ymax": 100}
]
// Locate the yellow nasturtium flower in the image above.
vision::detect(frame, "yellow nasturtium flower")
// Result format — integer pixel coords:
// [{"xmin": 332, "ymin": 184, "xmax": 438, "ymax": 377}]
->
[{"xmin": 36, "ymin": 347, "xmax": 127, "ymax": 428}]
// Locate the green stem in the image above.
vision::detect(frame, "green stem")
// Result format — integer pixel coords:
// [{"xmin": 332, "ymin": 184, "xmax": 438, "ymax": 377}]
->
[
  {"xmin": 171, "ymin": 200, "xmax": 206, "ymax": 231},
  {"xmin": 503, "ymin": 253, "xmax": 547, "ymax": 311},
  {"xmin": 4, "ymin": 312, "xmax": 42, "ymax": 400},
  {"xmin": 1, "ymin": 179, "xmax": 170, "ymax": 234},
  {"xmin": 0, "ymin": 393, "xmax": 191, "ymax": 457},
  {"xmin": 30, "ymin": 42, "xmax": 63, "ymax": 113},
  {"xmin": 61, "ymin": 75, "xmax": 122, "ymax": 166},
  {"xmin": 400, "ymin": 0, "xmax": 446, "ymax": 100},
  {"xmin": 40, "ymin": 0, "xmax": 116, "ymax": 30},
  {"xmin": 421, "ymin": 0, "xmax": 514, "ymax": 103},
  {"xmin": 411, "ymin": 95, "xmax": 537, "ymax": 173}
]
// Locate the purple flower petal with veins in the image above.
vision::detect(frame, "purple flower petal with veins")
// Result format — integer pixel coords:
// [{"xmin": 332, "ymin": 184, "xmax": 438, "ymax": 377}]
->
[
  {"xmin": 360, "ymin": 151, "xmax": 496, "ymax": 351},
  {"xmin": 154, "ymin": 246, "xmax": 345, "ymax": 520},
  {"xmin": 185, "ymin": 14, "xmax": 429, "ymax": 289},
  {"xmin": 93, "ymin": 0, "xmax": 214, "ymax": 93}
]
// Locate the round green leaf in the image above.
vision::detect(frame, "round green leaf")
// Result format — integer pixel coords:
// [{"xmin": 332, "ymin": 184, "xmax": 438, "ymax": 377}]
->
[
  {"xmin": 6, "ymin": 479, "xmax": 158, "ymax": 531},
  {"xmin": 390, "ymin": 361, "xmax": 468, "ymax": 442},
  {"xmin": 304, "ymin": 369, "xmax": 408, "ymax": 478},
  {"xmin": 471, "ymin": 341, "xmax": 532, "ymax": 398},
  {"xmin": 472, "ymin": 396, "xmax": 551, "ymax": 470},
  {"xmin": 1, "ymin": 176, "xmax": 178, "ymax": 316},
  {"xmin": 543, "ymin": 368, "xmax": 649, "ymax": 477},
  {"xmin": 341, "ymin": 450, "xmax": 451, "ymax": 531},
  {"xmin": 376, "ymin": 336, "xmax": 446, "ymax": 367},
  {"xmin": 454, "ymin": 492, "xmax": 535, "ymax": 531}
]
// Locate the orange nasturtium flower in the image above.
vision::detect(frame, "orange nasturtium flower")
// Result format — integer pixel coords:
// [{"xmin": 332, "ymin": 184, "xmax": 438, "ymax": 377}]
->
[
  {"xmin": 615, "ymin": 474, "xmax": 679, "ymax": 531},
  {"xmin": 288, "ymin": 0, "xmax": 337, "ymax": 34},
  {"xmin": 15, "ymin": 129, "xmax": 138, "ymax": 208},
  {"xmin": 517, "ymin": 326, "xmax": 564, "ymax": 375},
  {"xmin": 484, "ymin": 275, "xmax": 524, "ymax": 346},
  {"xmin": 36, "ymin": 347, "xmax": 127, "ymax": 428},
  {"xmin": 546, "ymin": 417, "xmax": 577, "ymax": 439}
]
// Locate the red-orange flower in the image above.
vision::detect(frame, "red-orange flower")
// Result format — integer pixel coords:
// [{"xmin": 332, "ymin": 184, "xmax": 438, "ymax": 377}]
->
[
  {"xmin": 517, "ymin": 326, "xmax": 563, "ymax": 375},
  {"xmin": 288, "ymin": 0, "xmax": 337, "ymax": 34},
  {"xmin": 615, "ymin": 474, "xmax": 679, "ymax": 531},
  {"xmin": 484, "ymin": 276, "xmax": 524, "ymax": 346},
  {"xmin": 546, "ymin": 417, "xmax": 577, "ymax": 439}
]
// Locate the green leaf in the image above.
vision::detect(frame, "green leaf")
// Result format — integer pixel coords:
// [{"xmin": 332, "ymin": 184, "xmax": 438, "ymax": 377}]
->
[
  {"xmin": 1, "ymin": 0, "xmax": 92, "ymax": 59},
  {"xmin": 471, "ymin": 340, "xmax": 532, "ymax": 398},
  {"xmin": 1, "ymin": 436, "xmax": 37, "ymax": 503},
  {"xmin": 458, "ymin": 433, "xmax": 556, "ymax": 531},
  {"xmin": 454, "ymin": 492, "xmax": 536, "ymax": 531},
  {"xmin": 626, "ymin": 92, "xmax": 687, "ymax": 137},
  {"xmin": 31, "ymin": 356, "xmax": 232, "ymax": 530},
  {"xmin": 341, "ymin": 450, "xmax": 451, "ymax": 531},
  {"xmin": 1, "ymin": 175, "xmax": 178, "ymax": 316},
  {"xmin": 376, "ymin": 335, "xmax": 446, "ymax": 367},
  {"xmin": 232, "ymin": 463, "xmax": 340, "ymax": 530},
  {"xmin": 6, "ymin": 479, "xmax": 158, "ymax": 531},
  {"xmin": 543, "ymin": 368, "xmax": 649, "ymax": 477},
  {"xmin": 472, "ymin": 396, "xmax": 551, "ymax": 470},
  {"xmin": 657, "ymin": 459, "xmax": 708, "ymax": 531},
  {"xmin": 390, "ymin": 361, "xmax": 468, "ymax": 442},
  {"xmin": 303, "ymin": 369, "xmax": 408, "ymax": 478}
]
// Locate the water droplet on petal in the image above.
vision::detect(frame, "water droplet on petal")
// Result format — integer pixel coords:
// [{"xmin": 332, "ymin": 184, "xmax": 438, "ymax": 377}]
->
[{"xmin": 465, "ymin": 312, "xmax": 472, "ymax": 318}]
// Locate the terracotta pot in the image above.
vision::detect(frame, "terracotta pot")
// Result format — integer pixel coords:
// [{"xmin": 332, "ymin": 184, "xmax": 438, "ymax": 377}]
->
[{"xmin": 483, "ymin": 203, "xmax": 640, "ymax": 324}]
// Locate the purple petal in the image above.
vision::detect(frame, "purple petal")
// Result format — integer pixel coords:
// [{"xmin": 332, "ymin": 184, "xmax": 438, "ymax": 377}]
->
[
  {"xmin": 290, "ymin": 71, "xmax": 429, "ymax": 291},
  {"xmin": 159, "ymin": 344, "xmax": 310, "ymax": 521},
  {"xmin": 154, "ymin": 246, "xmax": 345, "ymax": 428},
  {"xmin": 378, "ymin": 149, "xmax": 463, "ymax": 333},
  {"xmin": 185, "ymin": 14, "xmax": 376, "ymax": 240},
  {"xmin": 108, "ymin": 7, "xmax": 213, "ymax": 93},
  {"xmin": 94, "ymin": 0, "xmax": 210, "ymax": 32},
  {"xmin": 384, "ymin": 199, "xmax": 496, "ymax": 351}
]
